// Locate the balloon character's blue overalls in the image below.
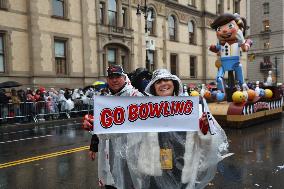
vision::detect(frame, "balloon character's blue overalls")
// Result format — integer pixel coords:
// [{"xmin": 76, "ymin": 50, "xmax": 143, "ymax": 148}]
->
[{"xmin": 215, "ymin": 42, "xmax": 244, "ymax": 93}]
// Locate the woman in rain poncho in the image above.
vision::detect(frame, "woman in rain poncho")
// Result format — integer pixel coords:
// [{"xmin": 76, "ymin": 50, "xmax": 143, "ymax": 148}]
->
[{"xmin": 124, "ymin": 69, "xmax": 229, "ymax": 189}]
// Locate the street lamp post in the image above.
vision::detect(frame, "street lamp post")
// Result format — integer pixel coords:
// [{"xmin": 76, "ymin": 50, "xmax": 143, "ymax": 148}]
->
[
  {"xmin": 136, "ymin": 0, "xmax": 149, "ymax": 33},
  {"xmin": 136, "ymin": 0, "xmax": 155, "ymax": 67}
]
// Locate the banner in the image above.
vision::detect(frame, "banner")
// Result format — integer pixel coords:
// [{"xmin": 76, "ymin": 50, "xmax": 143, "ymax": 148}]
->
[{"xmin": 92, "ymin": 96, "xmax": 199, "ymax": 134}]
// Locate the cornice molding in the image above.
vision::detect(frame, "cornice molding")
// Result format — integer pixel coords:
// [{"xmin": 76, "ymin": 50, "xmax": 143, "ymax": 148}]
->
[{"xmin": 155, "ymin": 0, "xmax": 202, "ymax": 17}]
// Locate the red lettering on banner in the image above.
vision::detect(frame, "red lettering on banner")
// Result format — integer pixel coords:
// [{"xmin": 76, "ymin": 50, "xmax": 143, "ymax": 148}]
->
[
  {"xmin": 149, "ymin": 102, "xmax": 164, "ymax": 118},
  {"xmin": 184, "ymin": 100, "xmax": 193, "ymax": 115},
  {"xmin": 139, "ymin": 103, "xmax": 150, "ymax": 120},
  {"xmin": 100, "ymin": 108, "xmax": 114, "ymax": 128},
  {"xmin": 170, "ymin": 101, "xmax": 185, "ymax": 115},
  {"xmin": 113, "ymin": 107, "xmax": 125, "ymax": 125},
  {"xmin": 128, "ymin": 104, "xmax": 139, "ymax": 122},
  {"xmin": 163, "ymin": 101, "xmax": 171, "ymax": 117},
  {"xmin": 100, "ymin": 100, "xmax": 195, "ymax": 129}
]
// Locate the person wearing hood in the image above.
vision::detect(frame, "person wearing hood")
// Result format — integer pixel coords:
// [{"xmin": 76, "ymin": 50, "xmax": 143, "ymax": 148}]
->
[
  {"xmin": 83, "ymin": 65, "xmax": 143, "ymax": 189},
  {"xmin": 130, "ymin": 69, "xmax": 228, "ymax": 189},
  {"xmin": 83, "ymin": 68, "xmax": 227, "ymax": 189}
]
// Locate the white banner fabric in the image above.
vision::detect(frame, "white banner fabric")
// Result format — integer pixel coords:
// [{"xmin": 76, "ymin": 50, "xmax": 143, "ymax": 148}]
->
[{"xmin": 92, "ymin": 96, "xmax": 199, "ymax": 134}]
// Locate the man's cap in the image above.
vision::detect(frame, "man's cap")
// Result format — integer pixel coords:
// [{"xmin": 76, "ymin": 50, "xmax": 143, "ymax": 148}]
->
[{"xmin": 107, "ymin": 65, "xmax": 124, "ymax": 77}]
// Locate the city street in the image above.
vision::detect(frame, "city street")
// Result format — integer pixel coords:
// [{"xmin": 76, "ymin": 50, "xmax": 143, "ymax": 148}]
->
[{"xmin": 0, "ymin": 116, "xmax": 284, "ymax": 189}]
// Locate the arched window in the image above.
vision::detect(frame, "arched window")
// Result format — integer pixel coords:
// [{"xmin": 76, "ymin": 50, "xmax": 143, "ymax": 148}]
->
[
  {"xmin": 188, "ymin": 21, "xmax": 195, "ymax": 44},
  {"xmin": 108, "ymin": 0, "xmax": 117, "ymax": 26},
  {"xmin": 147, "ymin": 8, "xmax": 156, "ymax": 35},
  {"xmin": 168, "ymin": 15, "xmax": 176, "ymax": 41}
]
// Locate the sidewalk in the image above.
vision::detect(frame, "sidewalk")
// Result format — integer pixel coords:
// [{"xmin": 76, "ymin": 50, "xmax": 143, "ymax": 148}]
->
[{"xmin": 0, "ymin": 117, "xmax": 82, "ymax": 133}]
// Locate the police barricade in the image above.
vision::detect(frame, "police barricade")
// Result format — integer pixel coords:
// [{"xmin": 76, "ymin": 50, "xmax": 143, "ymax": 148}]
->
[
  {"xmin": 0, "ymin": 102, "xmax": 32, "ymax": 123},
  {"xmin": 0, "ymin": 104, "xmax": 8, "ymax": 121},
  {"xmin": 34, "ymin": 100, "xmax": 60, "ymax": 122},
  {"xmin": 69, "ymin": 98, "xmax": 93, "ymax": 116},
  {"xmin": 0, "ymin": 98, "xmax": 93, "ymax": 124}
]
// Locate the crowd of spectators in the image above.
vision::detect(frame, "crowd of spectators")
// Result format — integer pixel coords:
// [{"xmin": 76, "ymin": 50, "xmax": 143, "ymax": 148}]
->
[{"xmin": 0, "ymin": 87, "xmax": 101, "ymax": 124}]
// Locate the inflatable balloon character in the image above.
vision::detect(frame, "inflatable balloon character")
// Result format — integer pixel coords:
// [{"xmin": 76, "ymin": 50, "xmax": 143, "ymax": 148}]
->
[
  {"xmin": 190, "ymin": 90, "xmax": 200, "ymax": 96},
  {"xmin": 209, "ymin": 13, "xmax": 253, "ymax": 97},
  {"xmin": 265, "ymin": 89, "xmax": 273, "ymax": 99},
  {"xmin": 232, "ymin": 91, "xmax": 246, "ymax": 104},
  {"xmin": 204, "ymin": 90, "xmax": 212, "ymax": 100},
  {"xmin": 247, "ymin": 89, "xmax": 256, "ymax": 101}
]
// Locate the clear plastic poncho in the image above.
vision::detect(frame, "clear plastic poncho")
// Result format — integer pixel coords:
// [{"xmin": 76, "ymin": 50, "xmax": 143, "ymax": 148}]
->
[
  {"xmin": 97, "ymin": 99, "xmax": 228, "ymax": 189},
  {"xmin": 96, "ymin": 70, "xmax": 228, "ymax": 189}
]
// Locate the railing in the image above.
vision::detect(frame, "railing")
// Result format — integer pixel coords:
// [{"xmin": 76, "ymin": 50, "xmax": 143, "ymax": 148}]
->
[{"xmin": 0, "ymin": 98, "xmax": 94, "ymax": 124}]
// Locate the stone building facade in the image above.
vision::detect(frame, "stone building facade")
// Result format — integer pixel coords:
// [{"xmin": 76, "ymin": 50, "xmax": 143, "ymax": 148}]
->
[
  {"xmin": 247, "ymin": 0, "xmax": 284, "ymax": 84},
  {"xmin": 0, "ymin": 0, "xmax": 247, "ymax": 89}
]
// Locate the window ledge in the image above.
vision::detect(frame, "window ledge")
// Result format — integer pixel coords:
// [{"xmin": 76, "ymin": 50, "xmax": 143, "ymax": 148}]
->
[
  {"xmin": 187, "ymin": 4, "xmax": 197, "ymax": 9},
  {"xmin": 0, "ymin": 7, "xmax": 8, "ymax": 11},
  {"xmin": 55, "ymin": 74, "xmax": 69, "ymax": 77},
  {"xmin": 51, "ymin": 15, "xmax": 70, "ymax": 21},
  {"xmin": 169, "ymin": 39, "xmax": 178, "ymax": 42},
  {"xmin": 261, "ymin": 29, "xmax": 271, "ymax": 33},
  {"xmin": 149, "ymin": 34, "xmax": 157, "ymax": 37}
]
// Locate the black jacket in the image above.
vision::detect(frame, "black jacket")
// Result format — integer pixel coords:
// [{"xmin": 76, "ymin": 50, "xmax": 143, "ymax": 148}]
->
[{"xmin": 90, "ymin": 134, "xmax": 99, "ymax": 152}]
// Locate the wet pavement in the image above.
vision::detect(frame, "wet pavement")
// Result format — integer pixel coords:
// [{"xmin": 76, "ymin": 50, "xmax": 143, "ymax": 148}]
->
[
  {"xmin": 0, "ymin": 115, "xmax": 283, "ymax": 189},
  {"xmin": 207, "ymin": 116, "xmax": 284, "ymax": 189}
]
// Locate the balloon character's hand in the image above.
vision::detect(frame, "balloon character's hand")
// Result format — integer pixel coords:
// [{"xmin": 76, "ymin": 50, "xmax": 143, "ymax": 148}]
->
[
  {"xmin": 236, "ymin": 29, "xmax": 245, "ymax": 44},
  {"xmin": 209, "ymin": 45, "xmax": 219, "ymax": 53}
]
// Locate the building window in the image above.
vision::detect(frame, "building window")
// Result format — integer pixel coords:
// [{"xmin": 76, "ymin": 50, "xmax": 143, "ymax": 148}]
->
[
  {"xmin": 260, "ymin": 56, "xmax": 272, "ymax": 70},
  {"xmin": 54, "ymin": 39, "xmax": 67, "ymax": 75},
  {"xmin": 0, "ymin": 0, "xmax": 7, "ymax": 9},
  {"xmin": 0, "ymin": 34, "xmax": 5, "ymax": 73},
  {"xmin": 108, "ymin": 49, "xmax": 116, "ymax": 65},
  {"xmin": 122, "ymin": 7, "xmax": 127, "ymax": 28},
  {"xmin": 121, "ymin": 55, "xmax": 127, "ymax": 71},
  {"xmin": 263, "ymin": 20, "xmax": 270, "ymax": 31},
  {"xmin": 234, "ymin": 0, "xmax": 240, "ymax": 14},
  {"xmin": 146, "ymin": 50, "xmax": 155, "ymax": 72},
  {"xmin": 190, "ymin": 56, "xmax": 196, "ymax": 78},
  {"xmin": 103, "ymin": 53, "xmax": 106, "ymax": 75},
  {"xmin": 264, "ymin": 42, "xmax": 270, "ymax": 49},
  {"xmin": 147, "ymin": 8, "xmax": 156, "ymax": 35},
  {"xmin": 188, "ymin": 21, "xmax": 196, "ymax": 45},
  {"xmin": 170, "ymin": 54, "xmax": 177, "ymax": 75},
  {"xmin": 188, "ymin": 0, "xmax": 196, "ymax": 6},
  {"xmin": 108, "ymin": 0, "xmax": 117, "ymax": 26},
  {"xmin": 263, "ymin": 3, "xmax": 269, "ymax": 14},
  {"xmin": 217, "ymin": 0, "xmax": 224, "ymax": 14},
  {"xmin": 53, "ymin": 0, "xmax": 65, "ymax": 17},
  {"xmin": 99, "ymin": 2, "xmax": 105, "ymax": 24},
  {"xmin": 168, "ymin": 15, "xmax": 177, "ymax": 41}
]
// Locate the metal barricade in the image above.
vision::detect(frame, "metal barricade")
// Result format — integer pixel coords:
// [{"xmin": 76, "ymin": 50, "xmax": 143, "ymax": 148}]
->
[
  {"xmin": 0, "ymin": 104, "xmax": 8, "ymax": 121},
  {"xmin": 0, "ymin": 97, "xmax": 94, "ymax": 125},
  {"xmin": 34, "ymin": 100, "xmax": 60, "ymax": 121}
]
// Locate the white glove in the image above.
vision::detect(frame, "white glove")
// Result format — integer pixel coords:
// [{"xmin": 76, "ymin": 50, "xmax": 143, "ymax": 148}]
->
[{"xmin": 236, "ymin": 29, "xmax": 245, "ymax": 44}]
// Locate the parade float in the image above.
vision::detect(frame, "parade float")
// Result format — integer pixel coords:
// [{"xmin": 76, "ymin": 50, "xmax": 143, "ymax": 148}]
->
[{"xmin": 203, "ymin": 13, "xmax": 283, "ymax": 128}]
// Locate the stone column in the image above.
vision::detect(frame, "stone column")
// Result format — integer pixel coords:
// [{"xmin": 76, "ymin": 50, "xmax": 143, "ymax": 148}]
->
[{"xmin": 27, "ymin": 0, "xmax": 43, "ymax": 86}]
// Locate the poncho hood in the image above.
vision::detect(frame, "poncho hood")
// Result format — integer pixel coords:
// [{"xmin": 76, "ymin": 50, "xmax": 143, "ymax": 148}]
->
[{"xmin": 144, "ymin": 69, "xmax": 183, "ymax": 96}]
